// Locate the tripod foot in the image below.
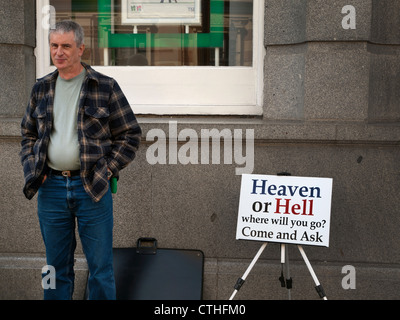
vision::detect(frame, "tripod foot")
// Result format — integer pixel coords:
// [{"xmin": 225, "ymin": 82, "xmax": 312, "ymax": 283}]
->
[
  {"xmin": 298, "ymin": 245, "xmax": 328, "ymax": 300},
  {"xmin": 315, "ymin": 285, "xmax": 327, "ymax": 300},
  {"xmin": 229, "ymin": 242, "xmax": 268, "ymax": 300},
  {"xmin": 234, "ymin": 277, "xmax": 245, "ymax": 290}
]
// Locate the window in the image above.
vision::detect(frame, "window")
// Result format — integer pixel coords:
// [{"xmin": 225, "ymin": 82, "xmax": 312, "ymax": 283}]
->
[{"xmin": 36, "ymin": 0, "xmax": 264, "ymax": 115}]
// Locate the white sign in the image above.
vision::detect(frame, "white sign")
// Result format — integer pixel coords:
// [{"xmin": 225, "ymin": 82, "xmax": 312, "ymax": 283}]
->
[
  {"xmin": 122, "ymin": 0, "xmax": 201, "ymax": 25},
  {"xmin": 236, "ymin": 174, "xmax": 333, "ymax": 247}
]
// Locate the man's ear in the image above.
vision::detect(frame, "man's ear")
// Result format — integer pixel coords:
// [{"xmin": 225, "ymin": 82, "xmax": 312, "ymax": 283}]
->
[{"xmin": 78, "ymin": 44, "xmax": 85, "ymax": 57}]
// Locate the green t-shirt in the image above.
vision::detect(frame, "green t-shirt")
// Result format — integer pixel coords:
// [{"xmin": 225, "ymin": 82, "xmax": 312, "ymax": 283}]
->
[{"xmin": 47, "ymin": 69, "xmax": 86, "ymax": 171}]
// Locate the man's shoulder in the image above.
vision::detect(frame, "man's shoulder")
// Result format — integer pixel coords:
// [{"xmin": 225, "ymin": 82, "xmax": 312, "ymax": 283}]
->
[
  {"xmin": 35, "ymin": 69, "xmax": 58, "ymax": 85},
  {"xmin": 83, "ymin": 63, "xmax": 115, "ymax": 85},
  {"xmin": 30, "ymin": 69, "xmax": 58, "ymax": 95}
]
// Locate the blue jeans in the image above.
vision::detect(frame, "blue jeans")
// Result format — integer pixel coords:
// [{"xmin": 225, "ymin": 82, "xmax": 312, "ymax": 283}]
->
[{"xmin": 37, "ymin": 173, "xmax": 116, "ymax": 300}]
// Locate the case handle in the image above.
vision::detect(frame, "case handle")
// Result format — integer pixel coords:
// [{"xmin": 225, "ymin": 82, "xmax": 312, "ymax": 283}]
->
[{"xmin": 136, "ymin": 237, "xmax": 157, "ymax": 255}]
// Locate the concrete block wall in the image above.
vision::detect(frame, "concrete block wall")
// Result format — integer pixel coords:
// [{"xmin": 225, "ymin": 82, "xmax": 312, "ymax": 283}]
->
[
  {"xmin": 0, "ymin": 0, "xmax": 36, "ymax": 117},
  {"xmin": 0, "ymin": 0, "xmax": 399, "ymax": 300}
]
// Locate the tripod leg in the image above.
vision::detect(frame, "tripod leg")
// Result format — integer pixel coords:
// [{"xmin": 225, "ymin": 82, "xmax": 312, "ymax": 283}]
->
[
  {"xmin": 278, "ymin": 244, "xmax": 293, "ymax": 299},
  {"xmin": 229, "ymin": 242, "xmax": 268, "ymax": 300},
  {"xmin": 279, "ymin": 244, "xmax": 286, "ymax": 287},
  {"xmin": 284, "ymin": 244, "xmax": 292, "ymax": 300},
  {"xmin": 297, "ymin": 245, "xmax": 327, "ymax": 300}
]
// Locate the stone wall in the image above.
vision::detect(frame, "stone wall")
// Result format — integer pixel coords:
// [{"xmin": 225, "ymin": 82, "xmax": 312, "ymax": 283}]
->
[{"xmin": 0, "ymin": 0, "xmax": 399, "ymax": 300}]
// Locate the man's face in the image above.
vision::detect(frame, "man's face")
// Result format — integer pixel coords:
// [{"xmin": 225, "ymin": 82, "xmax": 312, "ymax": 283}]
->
[{"xmin": 49, "ymin": 31, "xmax": 84, "ymax": 73}]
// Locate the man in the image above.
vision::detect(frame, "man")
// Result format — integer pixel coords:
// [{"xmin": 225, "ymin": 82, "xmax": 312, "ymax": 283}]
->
[{"xmin": 20, "ymin": 20, "xmax": 141, "ymax": 299}]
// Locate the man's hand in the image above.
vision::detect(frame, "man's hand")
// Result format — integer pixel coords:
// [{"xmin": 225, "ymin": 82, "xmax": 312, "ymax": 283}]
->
[{"xmin": 107, "ymin": 168, "xmax": 112, "ymax": 180}]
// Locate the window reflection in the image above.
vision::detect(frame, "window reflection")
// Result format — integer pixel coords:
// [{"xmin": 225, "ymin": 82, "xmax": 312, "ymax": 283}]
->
[{"xmin": 50, "ymin": 0, "xmax": 253, "ymax": 66}]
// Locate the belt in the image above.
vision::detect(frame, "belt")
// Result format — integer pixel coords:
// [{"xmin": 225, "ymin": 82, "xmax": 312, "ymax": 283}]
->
[{"xmin": 51, "ymin": 169, "xmax": 80, "ymax": 177}]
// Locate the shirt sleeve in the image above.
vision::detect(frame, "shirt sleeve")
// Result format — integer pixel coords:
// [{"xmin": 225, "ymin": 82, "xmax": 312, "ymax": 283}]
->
[
  {"xmin": 105, "ymin": 79, "xmax": 142, "ymax": 176},
  {"xmin": 20, "ymin": 85, "xmax": 39, "ymax": 183}
]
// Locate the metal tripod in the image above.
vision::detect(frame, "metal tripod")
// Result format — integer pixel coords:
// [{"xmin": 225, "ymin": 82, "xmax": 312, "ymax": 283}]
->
[{"xmin": 229, "ymin": 242, "xmax": 327, "ymax": 300}]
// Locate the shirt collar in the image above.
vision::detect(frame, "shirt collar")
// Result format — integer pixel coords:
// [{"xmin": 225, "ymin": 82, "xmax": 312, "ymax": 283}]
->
[{"xmin": 37, "ymin": 62, "xmax": 100, "ymax": 84}]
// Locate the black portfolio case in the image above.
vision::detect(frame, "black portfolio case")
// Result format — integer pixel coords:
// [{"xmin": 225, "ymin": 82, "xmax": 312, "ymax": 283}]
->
[{"xmin": 86, "ymin": 238, "xmax": 204, "ymax": 300}]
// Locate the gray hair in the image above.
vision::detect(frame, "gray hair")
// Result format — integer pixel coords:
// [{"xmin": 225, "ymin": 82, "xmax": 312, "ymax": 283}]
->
[{"xmin": 49, "ymin": 20, "xmax": 84, "ymax": 46}]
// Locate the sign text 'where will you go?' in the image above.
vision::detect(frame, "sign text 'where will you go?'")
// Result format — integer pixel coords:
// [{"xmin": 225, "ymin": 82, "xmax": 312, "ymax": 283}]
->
[{"xmin": 236, "ymin": 174, "xmax": 333, "ymax": 247}]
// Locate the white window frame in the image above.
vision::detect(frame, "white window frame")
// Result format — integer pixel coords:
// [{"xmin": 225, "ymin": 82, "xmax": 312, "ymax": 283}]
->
[{"xmin": 36, "ymin": 0, "xmax": 264, "ymax": 116}]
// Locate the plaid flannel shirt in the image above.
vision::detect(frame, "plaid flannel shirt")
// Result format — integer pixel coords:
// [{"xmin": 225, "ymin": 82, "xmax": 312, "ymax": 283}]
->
[{"xmin": 20, "ymin": 63, "xmax": 141, "ymax": 202}]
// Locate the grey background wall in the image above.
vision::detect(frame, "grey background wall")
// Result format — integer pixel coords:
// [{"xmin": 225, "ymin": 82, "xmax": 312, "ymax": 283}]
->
[{"xmin": 0, "ymin": 0, "xmax": 399, "ymax": 299}]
